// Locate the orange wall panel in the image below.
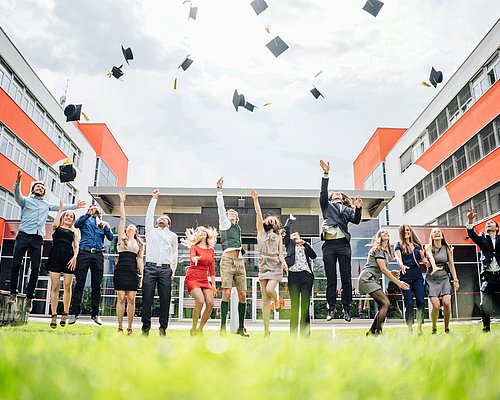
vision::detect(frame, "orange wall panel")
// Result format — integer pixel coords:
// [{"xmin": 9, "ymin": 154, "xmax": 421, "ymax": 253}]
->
[
  {"xmin": 353, "ymin": 128, "xmax": 406, "ymax": 189},
  {"xmin": 0, "ymin": 216, "xmax": 4, "ymax": 243},
  {"xmin": 0, "ymin": 89, "xmax": 66, "ymax": 164},
  {"xmin": 0, "ymin": 154, "xmax": 36, "ymax": 195},
  {"xmin": 445, "ymin": 147, "xmax": 500, "ymax": 206},
  {"xmin": 416, "ymin": 80, "xmax": 500, "ymax": 172}
]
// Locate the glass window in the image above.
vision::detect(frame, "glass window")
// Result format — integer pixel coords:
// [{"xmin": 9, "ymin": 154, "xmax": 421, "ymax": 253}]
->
[
  {"xmin": 472, "ymin": 71, "xmax": 489, "ymax": 100},
  {"xmin": 448, "ymin": 207, "xmax": 460, "ymax": 226},
  {"xmin": 423, "ymin": 175, "xmax": 434, "ymax": 197},
  {"xmin": 400, "ymin": 147, "xmax": 412, "ymax": 172},
  {"xmin": 486, "ymin": 55, "xmax": 499, "ymax": 85},
  {"xmin": 465, "ymin": 136, "xmax": 481, "ymax": 165},
  {"xmin": 437, "ymin": 214, "xmax": 447, "ymax": 226},
  {"xmin": 488, "ymin": 182, "xmax": 500, "ymax": 215},
  {"xmin": 458, "ymin": 84, "xmax": 472, "ymax": 112},
  {"xmin": 415, "ymin": 181, "xmax": 424, "ymax": 203},
  {"xmin": 454, "ymin": 146, "xmax": 467, "ymax": 175},
  {"xmin": 442, "ymin": 156, "xmax": 455, "ymax": 184},
  {"xmin": 436, "ymin": 109, "xmax": 448, "ymax": 136},
  {"xmin": 447, "ymin": 96, "xmax": 459, "ymax": 120},
  {"xmin": 479, "ymin": 124, "xmax": 497, "ymax": 156},
  {"xmin": 34, "ymin": 104, "xmax": 45, "ymax": 128},
  {"xmin": 472, "ymin": 192, "xmax": 488, "ymax": 220},
  {"xmin": 458, "ymin": 200, "xmax": 472, "ymax": 224},
  {"xmin": 403, "ymin": 189, "xmax": 416, "ymax": 213},
  {"xmin": 427, "ymin": 120, "xmax": 438, "ymax": 144},
  {"xmin": 0, "ymin": 63, "xmax": 11, "ymax": 92},
  {"xmin": 432, "ymin": 167, "xmax": 444, "ymax": 191}
]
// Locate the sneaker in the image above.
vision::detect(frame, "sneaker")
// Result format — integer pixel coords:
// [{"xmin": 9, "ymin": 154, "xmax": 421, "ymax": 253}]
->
[
  {"xmin": 343, "ymin": 309, "xmax": 352, "ymax": 322},
  {"xmin": 482, "ymin": 327, "xmax": 490, "ymax": 333},
  {"xmin": 7, "ymin": 294, "xmax": 16, "ymax": 304},
  {"xmin": 326, "ymin": 310, "xmax": 334, "ymax": 322},
  {"xmin": 91, "ymin": 315, "xmax": 103, "ymax": 326},
  {"xmin": 68, "ymin": 315, "xmax": 77, "ymax": 325},
  {"xmin": 25, "ymin": 298, "xmax": 33, "ymax": 313},
  {"xmin": 236, "ymin": 327, "xmax": 250, "ymax": 337},
  {"xmin": 159, "ymin": 327, "xmax": 166, "ymax": 337}
]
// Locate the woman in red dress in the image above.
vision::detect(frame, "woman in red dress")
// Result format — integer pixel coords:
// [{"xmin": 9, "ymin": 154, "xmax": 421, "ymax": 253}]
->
[{"xmin": 182, "ymin": 226, "xmax": 218, "ymax": 335}]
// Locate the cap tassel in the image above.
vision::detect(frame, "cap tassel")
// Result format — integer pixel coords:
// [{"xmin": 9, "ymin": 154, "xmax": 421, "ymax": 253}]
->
[
  {"xmin": 81, "ymin": 111, "xmax": 90, "ymax": 121},
  {"xmin": 421, "ymin": 81, "xmax": 431, "ymax": 87},
  {"xmin": 173, "ymin": 77, "xmax": 177, "ymax": 90}
]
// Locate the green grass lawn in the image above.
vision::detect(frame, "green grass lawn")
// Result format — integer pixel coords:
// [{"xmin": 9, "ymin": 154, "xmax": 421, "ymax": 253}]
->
[{"xmin": 0, "ymin": 323, "xmax": 498, "ymax": 399}]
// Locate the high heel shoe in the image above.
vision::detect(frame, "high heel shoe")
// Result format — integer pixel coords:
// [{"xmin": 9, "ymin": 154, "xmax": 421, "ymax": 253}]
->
[
  {"xmin": 50, "ymin": 314, "xmax": 57, "ymax": 329},
  {"xmin": 127, "ymin": 328, "xmax": 133, "ymax": 336},
  {"xmin": 60, "ymin": 312, "xmax": 68, "ymax": 327}
]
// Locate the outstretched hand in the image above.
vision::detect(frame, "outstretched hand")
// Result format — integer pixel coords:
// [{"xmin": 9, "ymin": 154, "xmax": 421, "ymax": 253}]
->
[
  {"xmin": 76, "ymin": 200, "xmax": 86, "ymax": 209},
  {"xmin": 289, "ymin": 214, "xmax": 296, "ymax": 221},
  {"xmin": 354, "ymin": 197, "xmax": 363, "ymax": 208},
  {"xmin": 118, "ymin": 190, "xmax": 126, "ymax": 203},
  {"xmin": 152, "ymin": 188, "xmax": 160, "ymax": 199},
  {"xmin": 467, "ymin": 208, "xmax": 476, "ymax": 223},
  {"xmin": 16, "ymin": 169, "xmax": 23, "ymax": 182},
  {"xmin": 59, "ymin": 199, "xmax": 64, "ymax": 211},
  {"xmin": 216, "ymin": 177, "xmax": 223, "ymax": 190},
  {"xmin": 250, "ymin": 189, "xmax": 258, "ymax": 199},
  {"xmin": 319, "ymin": 160, "xmax": 330, "ymax": 174}
]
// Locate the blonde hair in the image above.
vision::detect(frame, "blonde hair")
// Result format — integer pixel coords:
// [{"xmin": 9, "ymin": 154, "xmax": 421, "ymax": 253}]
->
[
  {"xmin": 59, "ymin": 210, "xmax": 76, "ymax": 232},
  {"xmin": 122, "ymin": 224, "xmax": 144, "ymax": 252},
  {"xmin": 428, "ymin": 228, "xmax": 452, "ymax": 261},
  {"xmin": 398, "ymin": 224, "xmax": 422, "ymax": 254},
  {"xmin": 369, "ymin": 229, "xmax": 393, "ymax": 258},
  {"xmin": 181, "ymin": 226, "xmax": 218, "ymax": 248}
]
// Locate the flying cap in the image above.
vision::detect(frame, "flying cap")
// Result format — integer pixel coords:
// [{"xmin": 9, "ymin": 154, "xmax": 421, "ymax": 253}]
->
[
  {"xmin": 243, "ymin": 101, "xmax": 256, "ymax": 112},
  {"xmin": 121, "ymin": 45, "xmax": 134, "ymax": 65},
  {"xmin": 429, "ymin": 67, "xmax": 443, "ymax": 88},
  {"xmin": 362, "ymin": 0, "xmax": 384, "ymax": 17},
  {"xmin": 232, "ymin": 89, "xmax": 246, "ymax": 112},
  {"xmin": 64, "ymin": 104, "xmax": 82, "ymax": 122},
  {"xmin": 189, "ymin": 5, "xmax": 198, "ymax": 20},
  {"xmin": 178, "ymin": 55, "xmax": 194, "ymax": 71},
  {"xmin": 266, "ymin": 36, "xmax": 289, "ymax": 58},
  {"xmin": 250, "ymin": 0, "xmax": 268, "ymax": 16},
  {"xmin": 108, "ymin": 65, "xmax": 124, "ymax": 79},
  {"xmin": 310, "ymin": 86, "xmax": 324, "ymax": 99},
  {"xmin": 59, "ymin": 162, "xmax": 77, "ymax": 183}
]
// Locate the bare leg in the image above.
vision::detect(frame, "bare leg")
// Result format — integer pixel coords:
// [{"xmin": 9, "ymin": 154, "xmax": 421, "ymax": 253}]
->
[
  {"xmin": 49, "ymin": 272, "xmax": 60, "ymax": 316},
  {"xmin": 116, "ymin": 290, "xmax": 126, "ymax": 330},
  {"xmin": 442, "ymin": 295, "xmax": 452, "ymax": 331},
  {"xmin": 429, "ymin": 297, "xmax": 441, "ymax": 331},
  {"xmin": 126, "ymin": 291, "xmax": 137, "ymax": 330},
  {"xmin": 199, "ymin": 288, "xmax": 214, "ymax": 332},
  {"xmin": 260, "ymin": 279, "xmax": 271, "ymax": 336},
  {"xmin": 266, "ymin": 280, "xmax": 279, "ymax": 308},
  {"xmin": 62, "ymin": 274, "xmax": 73, "ymax": 314},
  {"xmin": 190, "ymin": 288, "xmax": 205, "ymax": 334}
]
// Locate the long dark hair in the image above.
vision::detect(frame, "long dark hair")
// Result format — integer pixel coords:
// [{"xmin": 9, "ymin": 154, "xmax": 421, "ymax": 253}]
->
[
  {"xmin": 263, "ymin": 215, "xmax": 282, "ymax": 234},
  {"xmin": 397, "ymin": 224, "xmax": 422, "ymax": 254}
]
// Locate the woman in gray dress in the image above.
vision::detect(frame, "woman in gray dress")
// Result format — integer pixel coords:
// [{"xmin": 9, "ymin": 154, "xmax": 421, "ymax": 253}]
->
[
  {"xmin": 359, "ymin": 229, "xmax": 409, "ymax": 335},
  {"xmin": 251, "ymin": 189, "xmax": 288, "ymax": 337},
  {"xmin": 425, "ymin": 228, "xmax": 459, "ymax": 334}
]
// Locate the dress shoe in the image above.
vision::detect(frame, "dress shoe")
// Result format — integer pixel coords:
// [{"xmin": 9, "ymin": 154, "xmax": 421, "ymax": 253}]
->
[
  {"xmin": 68, "ymin": 314, "xmax": 77, "ymax": 325},
  {"xmin": 159, "ymin": 327, "xmax": 166, "ymax": 337},
  {"xmin": 343, "ymin": 310, "xmax": 351, "ymax": 322},
  {"xmin": 482, "ymin": 327, "xmax": 490, "ymax": 333},
  {"xmin": 7, "ymin": 294, "xmax": 16, "ymax": 304},
  {"xmin": 91, "ymin": 315, "xmax": 103, "ymax": 326},
  {"xmin": 236, "ymin": 327, "xmax": 250, "ymax": 337},
  {"xmin": 142, "ymin": 330, "xmax": 150, "ymax": 337},
  {"xmin": 326, "ymin": 310, "xmax": 334, "ymax": 321},
  {"xmin": 25, "ymin": 298, "xmax": 33, "ymax": 313}
]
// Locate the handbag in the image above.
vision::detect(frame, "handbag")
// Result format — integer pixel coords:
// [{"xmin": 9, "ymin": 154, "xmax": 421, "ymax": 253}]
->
[{"xmin": 412, "ymin": 250, "xmax": 427, "ymax": 273}]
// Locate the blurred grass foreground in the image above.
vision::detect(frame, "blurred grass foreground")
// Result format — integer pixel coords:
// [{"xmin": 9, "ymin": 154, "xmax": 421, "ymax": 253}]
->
[{"xmin": 0, "ymin": 323, "xmax": 499, "ymax": 399}]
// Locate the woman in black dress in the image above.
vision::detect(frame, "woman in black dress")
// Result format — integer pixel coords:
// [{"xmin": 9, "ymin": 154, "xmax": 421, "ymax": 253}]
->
[
  {"xmin": 46, "ymin": 200, "xmax": 79, "ymax": 328},
  {"xmin": 114, "ymin": 191, "xmax": 144, "ymax": 335}
]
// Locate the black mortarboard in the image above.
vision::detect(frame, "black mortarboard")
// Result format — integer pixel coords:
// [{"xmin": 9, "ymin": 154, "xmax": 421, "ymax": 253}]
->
[
  {"xmin": 232, "ymin": 89, "xmax": 246, "ymax": 112},
  {"xmin": 310, "ymin": 86, "xmax": 324, "ymax": 99},
  {"xmin": 64, "ymin": 104, "xmax": 82, "ymax": 122},
  {"xmin": 243, "ymin": 102, "xmax": 256, "ymax": 112},
  {"xmin": 429, "ymin": 67, "xmax": 443, "ymax": 88},
  {"xmin": 178, "ymin": 55, "xmax": 194, "ymax": 71},
  {"xmin": 266, "ymin": 36, "xmax": 289, "ymax": 58},
  {"xmin": 362, "ymin": 0, "xmax": 384, "ymax": 17},
  {"xmin": 59, "ymin": 163, "xmax": 77, "ymax": 183},
  {"xmin": 121, "ymin": 45, "xmax": 134, "ymax": 65},
  {"xmin": 109, "ymin": 65, "xmax": 124, "ymax": 79},
  {"xmin": 250, "ymin": 0, "xmax": 268, "ymax": 16},
  {"xmin": 189, "ymin": 5, "xmax": 198, "ymax": 20}
]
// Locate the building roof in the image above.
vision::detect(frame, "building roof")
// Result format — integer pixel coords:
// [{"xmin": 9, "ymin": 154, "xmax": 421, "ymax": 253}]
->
[{"xmin": 88, "ymin": 186, "xmax": 394, "ymax": 219}]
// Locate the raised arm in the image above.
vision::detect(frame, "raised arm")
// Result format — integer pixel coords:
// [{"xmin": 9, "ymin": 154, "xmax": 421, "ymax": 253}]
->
[
  {"xmin": 377, "ymin": 256, "xmax": 409, "ymax": 290},
  {"xmin": 52, "ymin": 200, "xmax": 64, "ymax": 229},
  {"xmin": 319, "ymin": 160, "xmax": 330, "ymax": 210},
  {"xmin": 251, "ymin": 189, "xmax": 264, "ymax": 236},
  {"xmin": 118, "ymin": 191, "xmax": 126, "ymax": 239},
  {"xmin": 465, "ymin": 208, "xmax": 481, "ymax": 244},
  {"xmin": 49, "ymin": 200, "xmax": 84, "ymax": 212},
  {"xmin": 351, "ymin": 198, "xmax": 363, "ymax": 224},
  {"xmin": 284, "ymin": 215, "xmax": 295, "ymax": 244},
  {"xmin": 216, "ymin": 178, "xmax": 231, "ymax": 230},
  {"xmin": 13, "ymin": 170, "xmax": 26, "ymax": 207},
  {"xmin": 146, "ymin": 189, "xmax": 159, "ymax": 233}
]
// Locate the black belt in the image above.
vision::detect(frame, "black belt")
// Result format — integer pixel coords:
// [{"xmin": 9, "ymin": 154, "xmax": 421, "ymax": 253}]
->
[
  {"xmin": 485, "ymin": 270, "xmax": 500, "ymax": 275},
  {"xmin": 146, "ymin": 262, "xmax": 171, "ymax": 268},
  {"xmin": 80, "ymin": 247, "xmax": 104, "ymax": 253}
]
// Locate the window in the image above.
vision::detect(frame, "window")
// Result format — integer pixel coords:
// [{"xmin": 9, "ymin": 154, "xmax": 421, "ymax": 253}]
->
[
  {"xmin": 465, "ymin": 136, "xmax": 481, "ymax": 165},
  {"xmin": 472, "ymin": 71, "xmax": 489, "ymax": 100},
  {"xmin": 34, "ymin": 104, "xmax": 45, "ymax": 128},
  {"xmin": 447, "ymin": 96, "xmax": 459, "ymax": 125},
  {"xmin": 400, "ymin": 148, "xmax": 412, "ymax": 172},
  {"xmin": 0, "ymin": 60, "xmax": 12, "ymax": 92},
  {"xmin": 432, "ymin": 168, "xmax": 444, "ymax": 191},
  {"xmin": 403, "ymin": 190, "xmax": 416, "ymax": 213},
  {"xmin": 436, "ymin": 110, "xmax": 449, "ymax": 136},
  {"xmin": 472, "ymin": 192, "xmax": 488, "ymax": 221},
  {"xmin": 486, "ymin": 55, "xmax": 499, "ymax": 86},
  {"xmin": 458, "ymin": 84, "xmax": 472, "ymax": 112},
  {"xmin": 454, "ymin": 146, "xmax": 467, "ymax": 175},
  {"xmin": 479, "ymin": 124, "xmax": 497, "ymax": 155},
  {"xmin": 489, "ymin": 182, "xmax": 500, "ymax": 215},
  {"xmin": 21, "ymin": 91, "xmax": 35, "ymax": 118},
  {"xmin": 9, "ymin": 77, "xmax": 24, "ymax": 105},
  {"xmin": 415, "ymin": 182, "xmax": 424, "ymax": 203},
  {"xmin": 448, "ymin": 207, "xmax": 460, "ymax": 226},
  {"xmin": 427, "ymin": 120, "xmax": 438, "ymax": 144},
  {"xmin": 423, "ymin": 175, "xmax": 434, "ymax": 197},
  {"xmin": 437, "ymin": 214, "xmax": 447, "ymax": 226},
  {"xmin": 442, "ymin": 156, "xmax": 455, "ymax": 184}
]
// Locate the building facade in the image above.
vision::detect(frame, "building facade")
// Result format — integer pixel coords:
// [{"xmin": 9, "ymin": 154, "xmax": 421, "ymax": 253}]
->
[{"xmin": 354, "ymin": 19, "xmax": 500, "ymax": 228}]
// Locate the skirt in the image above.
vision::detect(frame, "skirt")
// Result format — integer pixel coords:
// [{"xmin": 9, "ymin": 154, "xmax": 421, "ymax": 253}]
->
[
  {"xmin": 185, "ymin": 267, "xmax": 211, "ymax": 293},
  {"xmin": 426, "ymin": 268, "xmax": 452, "ymax": 297},
  {"xmin": 258, "ymin": 255, "xmax": 283, "ymax": 282},
  {"xmin": 45, "ymin": 244, "xmax": 75, "ymax": 275},
  {"xmin": 358, "ymin": 270, "xmax": 382, "ymax": 295},
  {"xmin": 114, "ymin": 251, "xmax": 140, "ymax": 291}
]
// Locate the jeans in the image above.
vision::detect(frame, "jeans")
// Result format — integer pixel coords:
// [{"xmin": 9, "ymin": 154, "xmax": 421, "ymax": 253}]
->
[
  {"xmin": 399, "ymin": 267, "xmax": 425, "ymax": 326},
  {"xmin": 10, "ymin": 231, "xmax": 43, "ymax": 299},
  {"xmin": 141, "ymin": 263, "xmax": 172, "ymax": 331},
  {"xmin": 69, "ymin": 251, "xmax": 104, "ymax": 317},
  {"xmin": 322, "ymin": 239, "xmax": 352, "ymax": 311},
  {"xmin": 288, "ymin": 270, "xmax": 314, "ymax": 337}
]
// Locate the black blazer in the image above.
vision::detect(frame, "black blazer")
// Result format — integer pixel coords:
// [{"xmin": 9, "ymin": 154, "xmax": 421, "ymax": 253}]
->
[
  {"xmin": 467, "ymin": 227, "xmax": 500, "ymax": 275},
  {"xmin": 284, "ymin": 218, "xmax": 317, "ymax": 276}
]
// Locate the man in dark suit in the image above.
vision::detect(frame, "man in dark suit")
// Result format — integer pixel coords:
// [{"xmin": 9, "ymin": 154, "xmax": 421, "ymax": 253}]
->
[{"xmin": 466, "ymin": 208, "xmax": 500, "ymax": 332}]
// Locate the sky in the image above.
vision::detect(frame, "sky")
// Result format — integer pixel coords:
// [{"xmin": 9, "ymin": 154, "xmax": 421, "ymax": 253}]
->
[{"xmin": 1, "ymin": 0, "xmax": 499, "ymax": 191}]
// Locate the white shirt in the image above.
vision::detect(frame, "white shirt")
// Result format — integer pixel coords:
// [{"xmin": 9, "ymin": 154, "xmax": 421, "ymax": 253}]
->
[
  {"xmin": 145, "ymin": 198, "xmax": 179, "ymax": 273},
  {"xmin": 323, "ymin": 203, "xmax": 346, "ymax": 239},
  {"xmin": 466, "ymin": 223, "xmax": 499, "ymax": 272}
]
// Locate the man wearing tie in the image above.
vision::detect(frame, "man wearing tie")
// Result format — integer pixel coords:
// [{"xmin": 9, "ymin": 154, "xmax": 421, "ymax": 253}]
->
[{"xmin": 466, "ymin": 209, "xmax": 500, "ymax": 332}]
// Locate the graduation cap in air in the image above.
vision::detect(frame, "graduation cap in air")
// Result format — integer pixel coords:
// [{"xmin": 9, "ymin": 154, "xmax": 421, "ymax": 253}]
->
[
  {"xmin": 250, "ymin": 0, "xmax": 268, "ymax": 16},
  {"xmin": 310, "ymin": 86, "xmax": 324, "ymax": 99},
  {"xmin": 266, "ymin": 36, "xmax": 289, "ymax": 58},
  {"xmin": 59, "ymin": 158, "xmax": 77, "ymax": 183},
  {"xmin": 64, "ymin": 104, "xmax": 82, "ymax": 122},
  {"xmin": 189, "ymin": 5, "xmax": 198, "ymax": 20},
  {"xmin": 232, "ymin": 90, "xmax": 256, "ymax": 112},
  {"xmin": 429, "ymin": 67, "xmax": 443, "ymax": 88},
  {"xmin": 121, "ymin": 45, "xmax": 134, "ymax": 65},
  {"xmin": 108, "ymin": 65, "xmax": 124, "ymax": 79},
  {"xmin": 362, "ymin": 0, "xmax": 384, "ymax": 17},
  {"xmin": 178, "ymin": 54, "xmax": 194, "ymax": 71}
]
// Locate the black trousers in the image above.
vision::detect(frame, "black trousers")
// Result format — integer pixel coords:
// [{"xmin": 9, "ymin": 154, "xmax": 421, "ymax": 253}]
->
[
  {"xmin": 10, "ymin": 231, "xmax": 43, "ymax": 299},
  {"xmin": 480, "ymin": 271, "xmax": 500, "ymax": 330},
  {"xmin": 288, "ymin": 270, "xmax": 314, "ymax": 337},
  {"xmin": 141, "ymin": 263, "xmax": 172, "ymax": 331},
  {"xmin": 69, "ymin": 251, "xmax": 104, "ymax": 317},
  {"xmin": 322, "ymin": 239, "xmax": 352, "ymax": 311}
]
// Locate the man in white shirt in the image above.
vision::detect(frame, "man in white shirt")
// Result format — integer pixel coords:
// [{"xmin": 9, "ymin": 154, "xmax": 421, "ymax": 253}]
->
[
  {"xmin": 141, "ymin": 189, "xmax": 178, "ymax": 336},
  {"xmin": 466, "ymin": 209, "xmax": 500, "ymax": 333}
]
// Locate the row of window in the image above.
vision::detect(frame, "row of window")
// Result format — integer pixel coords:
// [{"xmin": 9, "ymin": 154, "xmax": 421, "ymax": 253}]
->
[
  {"xmin": 403, "ymin": 116, "xmax": 500, "ymax": 213},
  {"xmin": 0, "ymin": 57, "xmax": 82, "ymax": 167},
  {"xmin": 399, "ymin": 50, "xmax": 500, "ymax": 173},
  {"xmin": 0, "ymin": 123, "xmax": 78, "ymax": 205},
  {"xmin": 434, "ymin": 181, "xmax": 500, "ymax": 226},
  {"xmin": 0, "ymin": 186, "xmax": 21, "ymax": 220},
  {"xmin": 94, "ymin": 158, "xmax": 118, "ymax": 187}
]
